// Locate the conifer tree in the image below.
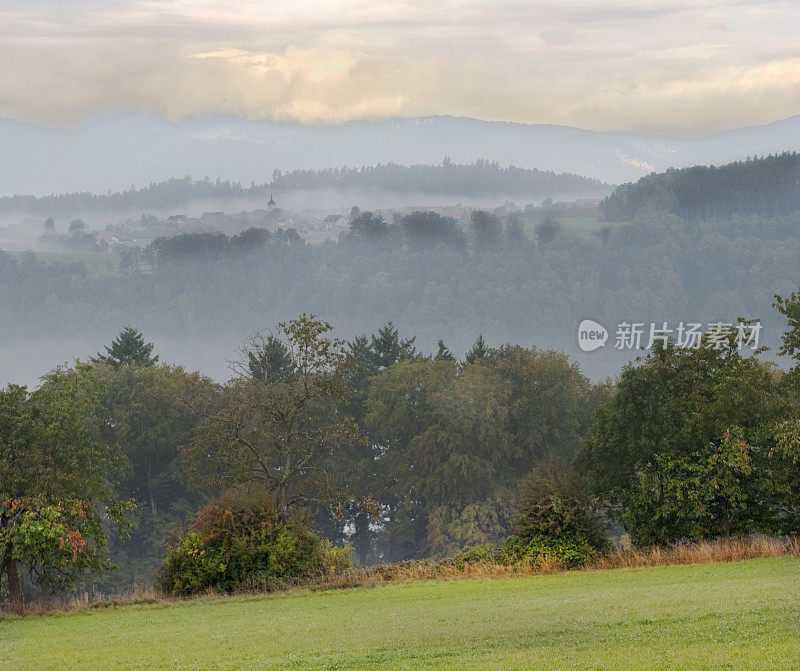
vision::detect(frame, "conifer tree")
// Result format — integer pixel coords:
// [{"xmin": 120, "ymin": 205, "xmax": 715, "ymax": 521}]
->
[
  {"xmin": 465, "ymin": 334, "xmax": 489, "ymax": 364},
  {"xmin": 93, "ymin": 327, "xmax": 158, "ymax": 369}
]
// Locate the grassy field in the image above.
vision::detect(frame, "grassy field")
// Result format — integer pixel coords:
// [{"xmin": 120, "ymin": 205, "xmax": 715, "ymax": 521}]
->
[
  {"xmin": 6, "ymin": 249, "xmax": 120, "ymax": 272},
  {"xmin": 2, "ymin": 557, "xmax": 799, "ymax": 670},
  {"xmin": 513, "ymin": 212, "xmax": 623, "ymax": 239}
]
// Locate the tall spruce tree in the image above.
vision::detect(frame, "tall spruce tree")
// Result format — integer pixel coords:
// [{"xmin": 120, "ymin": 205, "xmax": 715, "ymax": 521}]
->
[
  {"xmin": 246, "ymin": 333, "xmax": 293, "ymax": 383},
  {"xmin": 465, "ymin": 334, "xmax": 489, "ymax": 364},
  {"xmin": 94, "ymin": 327, "xmax": 158, "ymax": 369}
]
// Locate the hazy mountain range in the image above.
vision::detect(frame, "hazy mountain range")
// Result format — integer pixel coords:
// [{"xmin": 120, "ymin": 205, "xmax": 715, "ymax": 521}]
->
[{"xmin": 3, "ymin": 113, "xmax": 800, "ymax": 196}]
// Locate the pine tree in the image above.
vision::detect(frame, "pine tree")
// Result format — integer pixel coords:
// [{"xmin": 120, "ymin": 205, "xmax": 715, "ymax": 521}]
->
[
  {"xmin": 246, "ymin": 334, "xmax": 293, "ymax": 383},
  {"xmin": 370, "ymin": 322, "xmax": 416, "ymax": 369},
  {"xmin": 435, "ymin": 339, "xmax": 455, "ymax": 361},
  {"xmin": 93, "ymin": 326, "xmax": 158, "ymax": 369},
  {"xmin": 465, "ymin": 334, "xmax": 489, "ymax": 364}
]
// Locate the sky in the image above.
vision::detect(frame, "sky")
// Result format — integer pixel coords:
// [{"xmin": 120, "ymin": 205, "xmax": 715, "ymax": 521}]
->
[{"xmin": 1, "ymin": 0, "xmax": 799, "ymax": 134}]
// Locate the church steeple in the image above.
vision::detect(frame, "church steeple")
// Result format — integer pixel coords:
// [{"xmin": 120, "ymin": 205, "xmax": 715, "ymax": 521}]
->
[{"xmin": 267, "ymin": 192, "xmax": 276, "ymax": 210}]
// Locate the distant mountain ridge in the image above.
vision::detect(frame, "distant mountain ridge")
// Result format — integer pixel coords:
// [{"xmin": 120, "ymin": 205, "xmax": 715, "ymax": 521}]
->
[{"xmin": 2, "ymin": 113, "xmax": 800, "ymax": 196}]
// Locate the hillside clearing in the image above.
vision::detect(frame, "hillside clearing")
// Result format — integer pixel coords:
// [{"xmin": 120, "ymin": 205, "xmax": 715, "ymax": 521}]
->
[{"xmin": 5, "ymin": 250, "xmax": 120, "ymax": 272}]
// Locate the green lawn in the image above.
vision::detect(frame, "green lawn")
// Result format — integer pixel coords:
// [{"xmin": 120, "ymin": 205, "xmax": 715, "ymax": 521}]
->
[{"xmin": 2, "ymin": 557, "xmax": 799, "ymax": 670}]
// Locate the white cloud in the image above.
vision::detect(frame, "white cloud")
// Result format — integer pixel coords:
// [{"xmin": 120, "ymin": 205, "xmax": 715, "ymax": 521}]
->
[{"xmin": 0, "ymin": 0, "xmax": 798, "ymax": 132}]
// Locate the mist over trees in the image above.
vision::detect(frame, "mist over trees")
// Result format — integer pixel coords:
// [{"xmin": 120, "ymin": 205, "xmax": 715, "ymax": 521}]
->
[
  {"xmin": 601, "ymin": 152, "xmax": 800, "ymax": 222},
  {"xmin": 2, "ymin": 203, "xmax": 800, "ymax": 383},
  {"xmin": 0, "ymin": 177, "xmax": 255, "ymax": 219},
  {"xmin": 6, "ymin": 154, "xmax": 800, "ymax": 386},
  {"xmin": 0, "ymin": 161, "xmax": 609, "ymax": 221}
]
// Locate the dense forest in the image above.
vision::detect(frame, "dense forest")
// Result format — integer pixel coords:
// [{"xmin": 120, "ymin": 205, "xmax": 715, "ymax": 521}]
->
[
  {"xmin": 6, "ymin": 153, "xmax": 800, "ymax": 606},
  {"xmin": 0, "ymin": 161, "xmax": 608, "ymax": 219},
  {"xmin": 601, "ymin": 152, "xmax": 800, "ymax": 222},
  {"xmin": 2, "ymin": 204, "xmax": 799, "ymax": 382},
  {"xmin": 5, "ymin": 297, "xmax": 800, "ymax": 605},
  {"xmin": 268, "ymin": 160, "xmax": 609, "ymax": 197},
  {"xmin": 0, "ymin": 177, "xmax": 254, "ymax": 218}
]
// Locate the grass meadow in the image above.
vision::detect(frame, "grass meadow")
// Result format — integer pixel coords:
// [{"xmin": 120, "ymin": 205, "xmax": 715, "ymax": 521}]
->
[
  {"xmin": 2, "ymin": 555, "xmax": 799, "ymax": 670},
  {"xmin": 6, "ymin": 250, "xmax": 120, "ymax": 273}
]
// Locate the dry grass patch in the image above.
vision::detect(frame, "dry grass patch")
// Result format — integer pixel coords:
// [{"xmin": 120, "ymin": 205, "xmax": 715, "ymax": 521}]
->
[{"xmin": 3, "ymin": 535, "xmax": 798, "ymax": 618}]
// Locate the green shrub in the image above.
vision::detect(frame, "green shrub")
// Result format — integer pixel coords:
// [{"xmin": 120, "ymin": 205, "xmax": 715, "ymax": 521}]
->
[
  {"xmin": 503, "ymin": 533, "xmax": 602, "ymax": 568},
  {"xmin": 439, "ymin": 544, "xmax": 499, "ymax": 570},
  {"xmin": 318, "ymin": 541, "xmax": 355, "ymax": 577},
  {"xmin": 502, "ymin": 458, "xmax": 609, "ymax": 568},
  {"xmin": 426, "ymin": 500, "xmax": 511, "ymax": 558},
  {"xmin": 156, "ymin": 492, "xmax": 352, "ymax": 595}
]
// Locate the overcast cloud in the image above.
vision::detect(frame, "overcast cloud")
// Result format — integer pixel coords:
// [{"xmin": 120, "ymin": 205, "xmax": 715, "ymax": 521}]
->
[{"xmin": 1, "ymin": 0, "xmax": 798, "ymax": 133}]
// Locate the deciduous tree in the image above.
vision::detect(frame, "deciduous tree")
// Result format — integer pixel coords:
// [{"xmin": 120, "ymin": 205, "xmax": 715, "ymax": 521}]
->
[
  {"xmin": 579, "ymin": 336, "xmax": 797, "ymax": 546},
  {"xmin": 0, "ymin": 367, "xmax": 131, "ymax": 611},
  {"xmin": 186, "ymin": 315, "xmax": 358, "ymax": 519}
]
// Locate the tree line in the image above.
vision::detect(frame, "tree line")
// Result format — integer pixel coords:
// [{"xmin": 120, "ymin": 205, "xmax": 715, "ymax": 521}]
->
[
  {"xmin": 3, "ymin": 203, "xmax": 799, "ymax": 384},
  {"xmin": 269, "ymin": 159, "xmax": 608, "ymax": 197},
  {"xmin": 5, "ymin": 291, "xmax": 800, "ymax": 607},
  {"xmin": 0, "ymin": 160, "xmax": 608, "ymax": 219},
  {"xmin": 0, "ymin": 177, "xmax": 255, "ymax": 218},
  {"xmin": 601, "ymin": 152, "xmax": 800, "ymax": 222}
]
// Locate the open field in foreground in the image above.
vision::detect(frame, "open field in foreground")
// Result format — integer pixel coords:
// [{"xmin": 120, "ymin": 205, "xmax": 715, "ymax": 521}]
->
[{"xmin": 2, "ymin": 557, "xmax": 799, "ymax": 671}]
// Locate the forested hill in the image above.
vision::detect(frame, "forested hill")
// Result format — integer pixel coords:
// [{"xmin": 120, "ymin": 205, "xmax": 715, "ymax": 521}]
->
[
  {"xmin": 601, "ymin": 152, "xmax": 800, "ymax": 222},
  {"xmin": 268, "ymin": 161, "xmax": 609, "ymax": 197},
  {"xmin": 0, "ymin": 177, "xmax": 262, "ymax": 217},
  {"xmin": 3, "ymin": 204, "xmax": 800, "ymax": 385},
  {"xmin": 0, "ymin": 162, "xmax": 609, "ymax": 218}
]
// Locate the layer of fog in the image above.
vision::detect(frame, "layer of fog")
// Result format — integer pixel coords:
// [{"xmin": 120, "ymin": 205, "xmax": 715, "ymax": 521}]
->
[
  {"xmin": 0, "ymin": 188, "xmax": 606, "ymax": 252},
  {"xmin": 2, "ymin": 321, "xmax": 788, "ymax": 391},
  {"xmin": 3, "ymin": 113, "xmax": 800, "ymax": 195}
]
